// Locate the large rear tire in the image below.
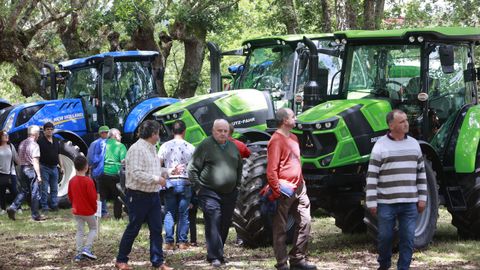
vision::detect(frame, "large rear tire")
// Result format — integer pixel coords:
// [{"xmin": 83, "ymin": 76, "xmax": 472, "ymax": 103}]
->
[
  {"xmin": 363, "ymin": 158, "xmax": 439, "ymax": 249},
  {"xmin": 450, "ymin": 174, "xmax": 480, "ymax": 239},
  {"xmin": 233, "ymin": 149, "xmax": 295, "ymax": 248},
  {"xmin": 57, "ymin": 141, "xmax": 83, "ymax": 209}
]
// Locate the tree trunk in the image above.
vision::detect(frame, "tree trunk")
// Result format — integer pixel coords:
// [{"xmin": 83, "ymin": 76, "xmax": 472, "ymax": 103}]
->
[
  {"xmin": 374, "ymin": 0, "xmax": 385, "ymax": 29},
  {"xmin": 335, "ymin": 0, "xmax": 348, "ymax": 30},
  {"xmin": 11, "ymin": 59, "xmax": 44, "ymax": 98},
  {"xmin": 128, "ymin": 17, "xmax": 168, "ymax": 97},
  {"xmin": 363, "ymin": 0, "xmax": 376, "ymax": 30},
  {"xmin": 279, "ymin": 0, "xmax": 299, "ymax": 34},
  {"xmin": 58, "ymin": 11, "xmax": 99, "ymax": 58},
  {"xmin": 320, "ymin": 0, "xmax": 332, "ymax": 32},
  {"xmin": 157, "ymin": 31, "xmax": 173, "ymax": 97},
  {"xmin": 345, "ymin": 0, "xmax": 359, "ymax": 29},
  {"xmin": 170, "ymin": 21, "xmax": 207, "ymax": 98},
  {"xmin": 107, "ymin": 31, "xmax": 121, "ymax": 52}
]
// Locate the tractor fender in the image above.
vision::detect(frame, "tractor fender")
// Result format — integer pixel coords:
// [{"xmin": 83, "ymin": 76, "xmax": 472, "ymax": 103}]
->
[
  {"xmin": 54, "ymin": 130, "xmax": 88, "ymax": 155},
  {"xmin": 454, "ymin": 105, "xmax": 480, "ymax": 173},
  {"xmin": 0, "ymin": 99, "xmax": 11, "ymax": 110},
  {"xmin": 124, "ymin": 97, "xmax": 178, "ymax": 134},
  {"xmin": 235, "ymin": 128, "xmax": 272, "ymax": 143},
  {"xmin": 418, "ymin": 140, "xmax": 444, "ymax": 182}
]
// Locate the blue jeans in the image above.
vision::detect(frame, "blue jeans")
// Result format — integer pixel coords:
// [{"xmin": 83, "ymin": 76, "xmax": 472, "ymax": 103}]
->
[
  {"xmin": 10, "ymin": 166, "xmax": 41, "ymax": 219},
  {"xmin": 116, "ymin": 189, "xmax": 164, "ymax": 267},
  {"xmin": 40, "ymin": 165, "xmax": 59, "ymax": 209},
  {"xmin": 164, "ymin": 180, "xmax": 192, "ymax": 243},
  {"xmin": 377, "ymin": 203, "xmax": 418, "ymax": 270},
  {"xmin": 198, "ymin": 187, "xmax": 238, "ymax": 262}
]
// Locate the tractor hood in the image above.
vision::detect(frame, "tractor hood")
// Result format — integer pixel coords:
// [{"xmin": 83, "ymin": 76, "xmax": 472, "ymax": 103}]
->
[
  {"xmin": 297, "ymin": 99, "xmax": 391, "ymax": 132},
  {"xmin": 154, "ymin": 91, "xmax": 229, "ymax": 116}
]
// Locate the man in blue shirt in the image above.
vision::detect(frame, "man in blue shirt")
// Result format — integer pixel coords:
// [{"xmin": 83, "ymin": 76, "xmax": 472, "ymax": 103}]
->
[{"xmin": 86, "ymin": 125, "xmax": 109, "ymax": 217}]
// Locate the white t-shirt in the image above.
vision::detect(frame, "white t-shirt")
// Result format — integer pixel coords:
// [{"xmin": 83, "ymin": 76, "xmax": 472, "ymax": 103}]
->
[{"xmin": 158, "ymin": 138, "xmax": 195, "ymax": 178}]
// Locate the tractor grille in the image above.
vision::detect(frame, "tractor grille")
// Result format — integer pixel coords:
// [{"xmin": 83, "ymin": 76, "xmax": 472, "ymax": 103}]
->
[{"xmin": 298, "ymin": 131, "xmax": 337, "ymax": 158}]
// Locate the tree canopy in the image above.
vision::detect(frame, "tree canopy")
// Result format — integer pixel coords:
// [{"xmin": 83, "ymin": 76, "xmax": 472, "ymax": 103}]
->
[{"xmin": 0, "ymin": 0, "xmax": 478, "ymax": 103}]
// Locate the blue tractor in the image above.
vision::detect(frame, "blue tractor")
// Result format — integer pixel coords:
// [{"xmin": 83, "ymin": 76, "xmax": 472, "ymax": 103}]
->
[{"xmin": 0, "ymin": 51, "xmax": 177, "ymax": 207}]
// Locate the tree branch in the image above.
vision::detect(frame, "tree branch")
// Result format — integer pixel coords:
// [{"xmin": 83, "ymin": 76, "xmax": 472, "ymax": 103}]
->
[{"xmin": 7, "ymin": 0, "xmax": 29, "ymax": 29}]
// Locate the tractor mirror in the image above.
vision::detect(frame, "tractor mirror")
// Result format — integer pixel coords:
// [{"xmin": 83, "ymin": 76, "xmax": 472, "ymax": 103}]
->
[
  {"xmin": 103, "ymin": 56, "xmax": 115, "ymax": 80},
  {"xmin": 439, "ymin": 45, "xmax": 454, "ymax": 74}
]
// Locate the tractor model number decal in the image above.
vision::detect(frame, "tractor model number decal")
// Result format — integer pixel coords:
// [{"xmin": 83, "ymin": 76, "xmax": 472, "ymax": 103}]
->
[
  {"xmin": 52, "ymin": 112, "xmax": 85, "ymax": 125},
  {"xmin": 231, "ymin": 117, "xmax": 255, "ymax": 127}
]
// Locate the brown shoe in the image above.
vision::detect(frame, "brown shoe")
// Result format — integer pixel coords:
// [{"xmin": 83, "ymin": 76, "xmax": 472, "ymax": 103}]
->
[
  {"xmin": 115, "ymin": 262, "xmax": 133, "ymax": 270},
  {"xmin": 177, "ymin": 243, "xmax": 189, "ymax": 250},
  {"xmin": 153, "ymin": 264, "xmax": 174, "ymax": 270},
  {"xmin": 164, "ymin": 243, "xmax": 176, "ymax": 250}
]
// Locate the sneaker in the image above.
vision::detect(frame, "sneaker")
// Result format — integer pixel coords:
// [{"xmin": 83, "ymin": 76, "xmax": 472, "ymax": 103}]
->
[
  {"xmin": 32, "ymin": 215, "xmax": 47, "ymax": 221},
  {"xmin": 211, "ymin": 259, "xmax": 221, "ymax": 268},
  {"xmin": 81, "ymin": 248, "xmax": 97, "ymax": 260},
  {"xmin": 6, "ymin": 207, "xmax": 15, "ymax": 220},
  {"xmin": 74, "ymin": 253, "xmax": 84, "ymax": 262},
  {"xmin": 17, "ymin": 209, "xmax": 23, "ymax": 215},
  {"xmin": 0, "ymin": 209, "xmax": 6, "ymax": 215}
]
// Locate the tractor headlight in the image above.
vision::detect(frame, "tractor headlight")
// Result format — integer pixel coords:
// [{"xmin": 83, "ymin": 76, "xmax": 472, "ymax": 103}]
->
[
  {"xmin": 3, "ymin": 114, "xmax": 14, "ymax": 132},
  {"xmin": 173, "ymin": 113, "xmax": 178, "ymax": 119},
  {"xmin": 297, "ymin": 123, "xmax": 303, "ymax": 129},
  {"xmin": 315, "ymin": 123, "xmax": 322, "ymax": 129},
  {"xmin": 324, "ymin": 122, "xmax": 332, "ymax": 129}
]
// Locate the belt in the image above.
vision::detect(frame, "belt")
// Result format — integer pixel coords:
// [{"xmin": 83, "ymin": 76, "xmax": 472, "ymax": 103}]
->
[
  {"xmin": 168, "ymin": 178, "xmax": 191, "ymax": 185},
  {"xmin": 126, "ymin": 189, "xmax": 159, "ymax": 196}
]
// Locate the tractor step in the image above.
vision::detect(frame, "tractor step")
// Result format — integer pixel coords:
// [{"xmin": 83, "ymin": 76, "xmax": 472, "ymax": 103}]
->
[{"xmin": 445, "ymin": 186, "xmax": 467, "ymax": 211}]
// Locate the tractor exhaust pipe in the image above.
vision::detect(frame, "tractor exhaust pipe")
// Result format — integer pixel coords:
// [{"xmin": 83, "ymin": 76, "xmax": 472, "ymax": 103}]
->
[
  {"xmin": 207, "ymin": 42, "xmax": 222, "ymax": 93},
  {"xmin": 41, "ymin": 62, "xmax": 57, "ymax": 100},
  {"xmin": 302, "ymin": 36, "xmax": 327, "ymax": 111}
]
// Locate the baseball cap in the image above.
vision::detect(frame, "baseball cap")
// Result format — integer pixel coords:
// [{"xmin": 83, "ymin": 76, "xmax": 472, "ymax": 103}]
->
[{"xmin": 98, "ymin": 126, "xmax": 110, "ymax": 134}]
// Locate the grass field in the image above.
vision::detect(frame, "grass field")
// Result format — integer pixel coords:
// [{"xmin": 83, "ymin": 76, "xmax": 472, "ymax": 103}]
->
[{"xmin": 0, "ymin": 206, "xmax": 478, "ymax": 269}]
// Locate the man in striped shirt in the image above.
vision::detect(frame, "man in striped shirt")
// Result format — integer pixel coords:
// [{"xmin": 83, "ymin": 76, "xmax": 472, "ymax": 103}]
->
[{"xmin": 366, "ymin": 109, "xmax": 427, "ymax": 270}]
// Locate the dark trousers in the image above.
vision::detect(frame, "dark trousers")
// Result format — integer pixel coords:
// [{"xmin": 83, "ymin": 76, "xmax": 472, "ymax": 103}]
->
[
  {"xmin": 198, "ymin": 187, "xmax": 238, "ymax": 262},
  {"xmin": 10, "ymin": 166, "xmax": 41, "ymax": 219},
  {"xmin": 0, "ymin": 175, "xmax": 18, "ymax": 210},
  {"xmin": 189, "ymin": 204, "xmax": 198, "ymax": 244},
  {"xmin": 99, "ymin": 174, "xmax": 122, "ymax": 219},
  {"xmin": 116, "ymin": 189, "xmax": 164, "ymax": 267}
]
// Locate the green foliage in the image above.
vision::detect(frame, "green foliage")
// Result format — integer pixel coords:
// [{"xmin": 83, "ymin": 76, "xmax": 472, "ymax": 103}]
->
[{"xmin": 0, "ymin": 63, "xmax": 42, "ymax": 104}]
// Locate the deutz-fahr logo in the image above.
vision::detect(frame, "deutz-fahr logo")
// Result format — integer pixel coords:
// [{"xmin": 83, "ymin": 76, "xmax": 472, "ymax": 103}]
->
[{"xmin": 231, "ymin": 117, "xmax": 255, "ymax": 126}]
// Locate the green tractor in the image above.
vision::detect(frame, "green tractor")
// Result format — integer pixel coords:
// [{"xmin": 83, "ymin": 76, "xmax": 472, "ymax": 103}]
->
[
  {"xmin": 154, "ymin": 34, "xmax": 343, "ymax": 247},
  {"xmin": 293, "ymin": 27, "xmax": 480, "ymax": 248}
]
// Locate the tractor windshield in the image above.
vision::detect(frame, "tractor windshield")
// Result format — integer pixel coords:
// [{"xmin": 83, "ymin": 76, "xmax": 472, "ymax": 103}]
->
[
  {"xmin": 342, "ymin": 44, "xmax": 421, "ymax": 100},
  {"xmin": 235, "ymin": 40, "xmax": 342, "ymax": 110},
  {"xmin": 101, "ymin": 60, "xmax": 156, "ymax": 128}
]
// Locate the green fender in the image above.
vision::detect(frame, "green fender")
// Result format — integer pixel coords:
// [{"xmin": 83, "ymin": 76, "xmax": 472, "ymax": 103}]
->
[{"xmin": 455, "ymin": 105, "xmax": 480, "ymax": 173}]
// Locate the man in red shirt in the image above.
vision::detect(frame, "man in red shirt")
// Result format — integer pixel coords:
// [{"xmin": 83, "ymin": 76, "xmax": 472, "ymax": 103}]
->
[
  {"xmin": 228, "ymin": 124, "xmax": 251, "ymax": 159},
  {"xmin": 267, "ymin": 108, "xmax": 316, "ymax": 270}
]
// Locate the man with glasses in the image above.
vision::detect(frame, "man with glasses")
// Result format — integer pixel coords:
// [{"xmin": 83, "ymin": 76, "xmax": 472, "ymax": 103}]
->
[{"xmin": 38, "ymin": 122, "xmax": 64, "ymax": 212}]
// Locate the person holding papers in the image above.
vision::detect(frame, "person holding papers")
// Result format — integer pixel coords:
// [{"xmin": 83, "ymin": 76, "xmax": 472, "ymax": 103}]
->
[{"xmin": 266, "ymin": 108, "xmax": 316, "ymax": 270}]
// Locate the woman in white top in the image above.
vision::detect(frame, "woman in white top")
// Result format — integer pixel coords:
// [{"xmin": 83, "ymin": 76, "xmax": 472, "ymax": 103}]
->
[{"xmin": 0, "ymin": 130, "xmax": 19, "ymax": 214}]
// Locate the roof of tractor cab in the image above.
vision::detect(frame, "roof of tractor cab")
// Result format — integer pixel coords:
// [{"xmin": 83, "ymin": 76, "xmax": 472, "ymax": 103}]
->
[
  {"xmin": 59, "ymin": 51, "xmax": 159, "ymax": 70},
  {"xmin": 334, "ymin": 27, "xmax": 480, "ymax": 42},
  {"xmin": 242, "ymin": 33, "xmax": 333, "ymax": 48}
]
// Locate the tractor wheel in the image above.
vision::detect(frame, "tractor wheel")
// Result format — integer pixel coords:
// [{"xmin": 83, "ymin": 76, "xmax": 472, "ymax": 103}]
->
[
  {"xmin": 232, "ymin": 149, "xmax": 295, "ymax": 248},
  {"xmin": 450, "ymin": 175, "xmax": 480, "ymax": 239},
  {"xmin": 333, "ymin": 203, "xmax": 366, "ymax": 234},
  {"xmin": 57, "ymin": 141, "xmax": 83, "ymax": 209},
  {"xmin": 363, "ymin": 158, "xmax": 439, "ymax": 249}
]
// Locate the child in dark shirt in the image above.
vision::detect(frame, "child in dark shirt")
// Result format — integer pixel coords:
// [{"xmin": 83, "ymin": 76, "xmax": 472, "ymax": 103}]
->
[{"xmin": 68, "ymin": 155, "xmax": 98, "ymax": 262}]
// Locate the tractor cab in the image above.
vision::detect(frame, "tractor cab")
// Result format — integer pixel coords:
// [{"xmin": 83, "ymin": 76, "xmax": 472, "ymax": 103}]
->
[
  {"xmin": 41, "ymin": 51, "xmax": 177, "ymax": 145},
  {"xmin": 336, "ymin": 28, "xmax": 479, "ymax": 142}
]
